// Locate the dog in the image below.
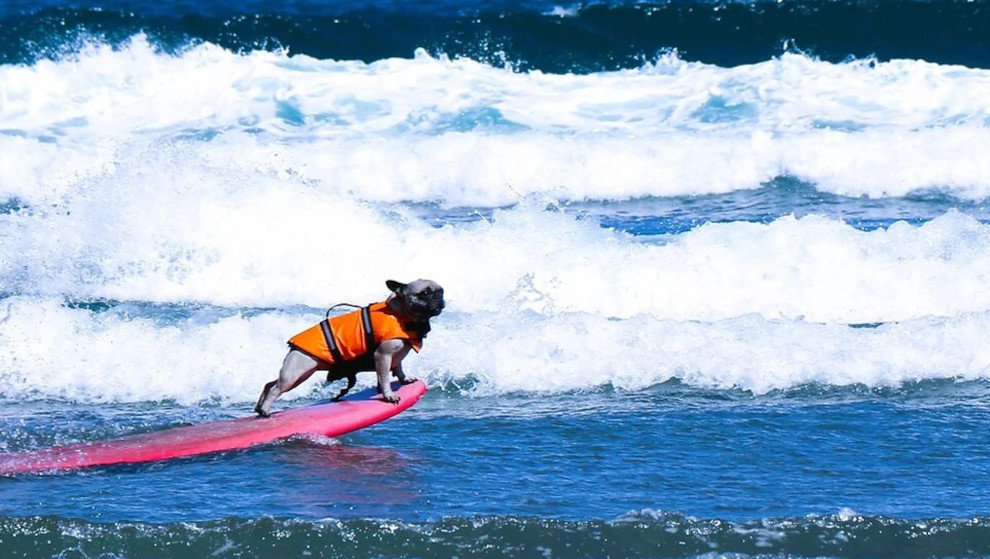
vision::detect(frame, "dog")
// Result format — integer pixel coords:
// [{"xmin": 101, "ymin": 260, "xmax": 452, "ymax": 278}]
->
[{"xmin": 254, "ymin": 279, "xmax": 444, "ymax": 417}]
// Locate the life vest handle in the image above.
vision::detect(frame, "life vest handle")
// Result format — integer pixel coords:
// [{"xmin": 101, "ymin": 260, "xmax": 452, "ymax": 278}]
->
[
  {"xmin": 323, "ymin": 303, "xmax": 377, "ymax": 359},
  {"xmin": 325, "ymin": 303, "xmax": 363, "ymax": 320}
]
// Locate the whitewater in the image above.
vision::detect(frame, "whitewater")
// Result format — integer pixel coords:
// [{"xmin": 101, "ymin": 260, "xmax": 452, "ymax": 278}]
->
[
  {"xmin": 2, "ymin": 37, "xmax": 990, "ymax": 404},
  {"xmin": 6, "ymin": 37, "xmax": 990, "ymax": 206}
]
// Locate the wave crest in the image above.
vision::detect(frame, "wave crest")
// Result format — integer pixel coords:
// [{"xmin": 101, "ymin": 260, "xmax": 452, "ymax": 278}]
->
[
  {"xmin": 3, "ymin": 296, "xmax": 990, "ymax": 403},
  {"xmin": 6, "ymin": 38, "xmax": 990, "ymax": 205}
]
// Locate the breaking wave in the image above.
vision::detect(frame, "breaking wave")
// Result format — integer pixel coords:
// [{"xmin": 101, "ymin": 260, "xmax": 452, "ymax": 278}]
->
[{"xmin": 5, "ymin": 39, "xmax": 990, "ymax": 206}]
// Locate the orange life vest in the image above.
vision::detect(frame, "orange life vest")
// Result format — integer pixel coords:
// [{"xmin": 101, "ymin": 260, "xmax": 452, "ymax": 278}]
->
[{"xmin": 287, "ymin": 301, "xmax": 424, "ymax": 365}]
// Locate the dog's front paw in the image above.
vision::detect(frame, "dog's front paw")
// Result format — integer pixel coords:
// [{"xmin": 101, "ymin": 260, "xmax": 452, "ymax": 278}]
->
[
  {"xmin": 400, "ymin": 376, "xmax": 418, "ymax": 385},
  {"xmin": 382, "ymin": 393, "xmax": 401, "ymax": 404}
]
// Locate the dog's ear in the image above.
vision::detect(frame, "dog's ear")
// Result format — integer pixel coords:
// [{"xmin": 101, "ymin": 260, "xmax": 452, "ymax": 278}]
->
[{"xmin": 386, "ymin": 280, "xmax": 407, "ymax": 294}]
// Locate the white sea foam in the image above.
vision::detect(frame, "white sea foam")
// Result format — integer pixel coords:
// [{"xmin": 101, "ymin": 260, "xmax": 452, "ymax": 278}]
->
[
  {"xmin": 0, "ymin": 298, "xmax": 296, "ymax": 404},
  {"xmin": 6, "ymin": 37, "xmax": 990, "ymax": 136},
  {"xmin": 1, "ymin": 296, "xmax": 989, "ymax": 403},
  {"xmin": 4, "ymin": 37, "xmax": 990, "ymax": 204},
  {"xmin": 3, "ymin": 38, "xmax": 990, "ymax": 403},
  {"xmin": 3, "ymin": 163, "xmax": 990, "ymax": 325}
]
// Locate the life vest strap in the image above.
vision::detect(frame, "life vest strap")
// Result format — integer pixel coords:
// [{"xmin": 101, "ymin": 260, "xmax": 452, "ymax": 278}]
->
[
  {"xmin": 360, "ymin": 306, "xmax": 375, "ymax": 355},
  {"xmin": 319, "ymin": 319, "xmax": 344, "ymax": 363}
]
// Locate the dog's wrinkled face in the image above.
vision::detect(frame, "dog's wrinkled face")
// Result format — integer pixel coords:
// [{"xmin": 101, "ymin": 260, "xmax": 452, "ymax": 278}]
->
[{"xmin": 386, "ymin": 279, "xmax": 445, "ymax": 320}]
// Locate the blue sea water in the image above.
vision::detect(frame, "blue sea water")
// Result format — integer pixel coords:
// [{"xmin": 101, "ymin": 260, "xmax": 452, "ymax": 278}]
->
[{"xmin": 3, "ymin": 0, "xmax": 990, "ymax": 557}]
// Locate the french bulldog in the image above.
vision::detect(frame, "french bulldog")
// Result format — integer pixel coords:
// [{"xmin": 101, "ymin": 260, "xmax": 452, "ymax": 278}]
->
[{"xmin": 254, "ymin": 279, "xmax": 444, "ymax": 417}]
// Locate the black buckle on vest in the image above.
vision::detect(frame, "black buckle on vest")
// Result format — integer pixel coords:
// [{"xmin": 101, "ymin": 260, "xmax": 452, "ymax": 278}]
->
[
  {"xmin": 320, "ymin": 319, "xmax": 344, "ymax": 363},
  {"xmin": 360, "ymin": 306, "xmax": 375, "ymax": 352}
]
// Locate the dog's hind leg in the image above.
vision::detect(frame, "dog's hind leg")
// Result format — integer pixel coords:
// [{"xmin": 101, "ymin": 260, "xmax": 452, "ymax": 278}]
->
[
  {"xmin": 255, "ymin": 350, "xmax": 323, "ymax": 417},
  {"xmin": 332, "ymin": 375, "xmax": 356, "ymax": 401}
]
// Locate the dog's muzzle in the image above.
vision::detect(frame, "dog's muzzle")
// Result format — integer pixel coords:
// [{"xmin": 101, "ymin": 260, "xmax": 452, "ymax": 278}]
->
[
  {"xmin": 427, "ymin": 298, "xmax": 445, "ymax": 317},
  {"xmin": 413, "ymin": 292, "xmax": 445, "ymax": 318}
]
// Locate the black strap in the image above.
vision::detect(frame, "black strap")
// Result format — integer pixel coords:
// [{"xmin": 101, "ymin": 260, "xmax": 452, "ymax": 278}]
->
[
  {"xmin": 325, "ymin": 302, "xmax": 361, "ymax": 320},
  {"xmin": 360, "ymin": 306, "xmax": 376, "ymax": 353},
  {"xmin": 319, "ymin": 319, "xmax": 344, "ymax": 363}
]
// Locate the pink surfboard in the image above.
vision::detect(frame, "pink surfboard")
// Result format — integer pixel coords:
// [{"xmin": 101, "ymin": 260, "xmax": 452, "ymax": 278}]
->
[{"xmin": 0, "ymin": 380, "xmax": 426, "ymax": 475}]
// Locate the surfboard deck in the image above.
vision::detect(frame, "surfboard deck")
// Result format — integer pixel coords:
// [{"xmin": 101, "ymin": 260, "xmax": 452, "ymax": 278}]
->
[{"xmin": 0, "ymin": 380, "xmax": 427, "ymax": 475}]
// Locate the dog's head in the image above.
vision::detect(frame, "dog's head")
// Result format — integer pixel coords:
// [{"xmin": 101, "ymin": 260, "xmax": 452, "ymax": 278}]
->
[{"xmin": 386, "ymin": 279, "xmax": 445, "ymax": 320}]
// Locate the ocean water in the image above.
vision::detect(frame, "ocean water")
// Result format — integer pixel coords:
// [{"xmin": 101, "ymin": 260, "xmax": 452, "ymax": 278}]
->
[{"xmin": 3, "ymin": 0, "xmax": 990, "ymax": 557}]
